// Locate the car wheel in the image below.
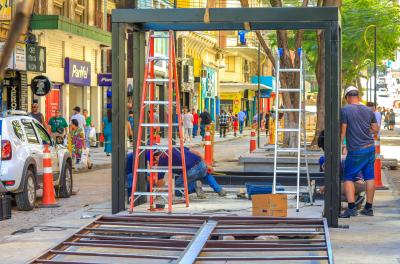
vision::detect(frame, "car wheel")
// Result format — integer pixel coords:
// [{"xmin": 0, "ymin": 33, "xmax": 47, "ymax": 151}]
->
[
  {"xmin": 57, "ymin": 161, "xmax": 73, "ymax": 198},
  {"xmin": 15, "ymin": 169, "xmax": 37, "ymax": 211}
]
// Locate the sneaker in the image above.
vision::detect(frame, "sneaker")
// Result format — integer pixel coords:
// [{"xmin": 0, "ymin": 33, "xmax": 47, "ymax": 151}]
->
[
  {"xmin": 360, "ymin": 207, "xmax": 374, "ymax": 216},
  {"xmin": 218, "ymin": 189, "xmax": 227, "ymax": 197},
  {"xmin": 339, "ymin": 207, "xmax": 358, "ymax": 218}
]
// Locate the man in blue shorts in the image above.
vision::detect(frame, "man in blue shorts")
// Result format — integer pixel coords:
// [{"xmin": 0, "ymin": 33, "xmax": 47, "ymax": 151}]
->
[{"xmin": 340, "ymin": 86, "xmax": 379, "ymax": 217}]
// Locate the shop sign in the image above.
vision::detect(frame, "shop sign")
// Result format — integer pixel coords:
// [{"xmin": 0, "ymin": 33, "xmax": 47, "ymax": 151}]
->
[
  {"xmin": 3, "ymin": 71, "xmax": 28, "ymax": 111},
  {"xmin": 0, "ymin": 42, "xmax": 26, "ymax": 71},
  {"xmin": 31, "ymin": 75, "xmax": 51, "ymax": 96},
  {"xmin": 64, "ymin": 58, "xmax": 91, "ymax": 86},
  {"xmin": 0, "ymin": 0, "xmax": 11, "ymax": 21},
  {"xmin": 26, "ymin": 44, "xmax": 46, "ymax": 73},
  {"xmin": 97, "ymin": 73, "xmax": 112, "ymax": 86}
]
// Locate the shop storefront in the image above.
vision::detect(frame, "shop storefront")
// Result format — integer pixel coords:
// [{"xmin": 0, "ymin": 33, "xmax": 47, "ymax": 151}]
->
[
  {"xmin": 220, "ymin": 91, "xmax": 243, "ymax": 115},
  {"xmin": 201, "ymin": 66, "xmax": 217, "ymax": 121},
  {"xmin": 0, "ymin": 43, "xmax": 28, "ymax": 112},
  {"xmin": 64, "ymin": 58, "xmax": 91, "ymax": 112},
  {"xmin": 98, "ymin": 73, "xmax": 112, "ymax": 118}
]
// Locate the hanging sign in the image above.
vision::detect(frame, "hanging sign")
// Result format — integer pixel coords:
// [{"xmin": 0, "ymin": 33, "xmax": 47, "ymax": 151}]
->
[{"xmin": 31, "ymin": 75, "xmax": 51, "ymax": 96}]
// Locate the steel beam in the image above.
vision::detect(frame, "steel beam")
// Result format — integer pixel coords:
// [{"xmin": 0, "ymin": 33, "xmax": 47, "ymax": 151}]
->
[
  {"xmin": 111, "ymin": 22, "xmax": 127, "ymax": 214},
  {"xmin": 323, "ymin": 23, "xmax": 341, "ymax": 228},
  {"xmin": 112, "ymin": 7, "xmax": 339, "ymax": 24},
  {"xmin": 176, "ymin": 220, "xmax": 218, "ymax": 264}
]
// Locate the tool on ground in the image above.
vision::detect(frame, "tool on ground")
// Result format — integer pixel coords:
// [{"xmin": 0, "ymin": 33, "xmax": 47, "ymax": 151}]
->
[
  {"xmin": 272, "ymin": 48, "xmax": 313, "ymax": 212},
  {"xmin": 250, "ymin": 129, "xmax": 256, "ymax": 152},
  {"xmin": 40, "ymin": 144, "xmax": 59, "ymax": 208},
  {"xmin": 129, "ymin": 31, "xmax": 189, "ymax": 213}
]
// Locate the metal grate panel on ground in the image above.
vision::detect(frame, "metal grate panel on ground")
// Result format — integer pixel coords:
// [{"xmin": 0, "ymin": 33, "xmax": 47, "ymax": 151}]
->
[{"xmin": 30, "ymin": 214, "xmax": 334, "ymax": 264}]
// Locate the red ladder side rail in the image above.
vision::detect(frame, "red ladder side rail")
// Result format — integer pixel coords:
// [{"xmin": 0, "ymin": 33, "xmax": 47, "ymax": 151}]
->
[
  {"xmin": 129, "ymin": 32, "xmax": 152, "ymax": 212},
  {"xmin": 167, "ymin": 32, "xmax": 174, "ymax": 213},
  {"xmin": 148, "ymin": 33, "xmax": 156, "ymax": 209},
  {"xmin": 170, "ymin": 31, "xmax": 189, "ymax": 207}
]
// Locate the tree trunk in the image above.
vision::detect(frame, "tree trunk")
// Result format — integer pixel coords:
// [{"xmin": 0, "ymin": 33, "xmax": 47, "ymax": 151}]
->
[{"xmin": 311, "ymin": 0, "xmax": 341, "ymax": 146}]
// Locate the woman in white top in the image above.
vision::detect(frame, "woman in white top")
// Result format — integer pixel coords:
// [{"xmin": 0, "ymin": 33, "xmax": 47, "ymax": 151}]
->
[{"xmin": 182, "ymin": 108, "xmax": 194, "ymax": 143}]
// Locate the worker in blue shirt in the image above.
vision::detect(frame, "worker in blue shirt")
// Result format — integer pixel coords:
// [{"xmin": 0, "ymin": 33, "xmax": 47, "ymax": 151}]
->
[{"xmin": 154, "ymin": 147, "xmax": 227, "ymax": 198}]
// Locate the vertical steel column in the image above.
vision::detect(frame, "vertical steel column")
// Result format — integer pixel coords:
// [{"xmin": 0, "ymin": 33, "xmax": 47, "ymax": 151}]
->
[
  {"xmin": 257, "ymin": 42, "xmax": 261, "ymax": 147},
  {"xmin": 111, "ymin": 23, "xmax": 127, "ymax": 214},
  {"xmin": 323, "ymin": 23, "xmax": 341, "ymax": 227},
  {"xmin": 132, "ymin": 31, "xmax": 146, "ymax": 206},
  {"xmin": 374, "ymin": 26, "xmax": 377, "ymax": 106}
]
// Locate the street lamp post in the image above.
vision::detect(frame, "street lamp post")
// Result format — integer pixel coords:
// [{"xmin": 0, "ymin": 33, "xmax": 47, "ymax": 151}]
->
[
  {"xmin": 374, "ymin": 26, "xmax": 377, "ymax": 106},
  {"xmin": 257, "ymin": 43, "xmax": 261, "ymax": 147}
]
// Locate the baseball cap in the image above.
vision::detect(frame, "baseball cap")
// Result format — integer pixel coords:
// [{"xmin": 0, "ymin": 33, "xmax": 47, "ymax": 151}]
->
[{"xmin": 344, "ymin": 86, "xmax": 359, "ymax": 97}]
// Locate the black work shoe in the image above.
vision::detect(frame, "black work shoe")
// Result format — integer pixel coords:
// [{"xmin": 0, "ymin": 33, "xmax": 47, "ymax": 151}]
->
[
  {"xmin": 360, "ymin": 207, "xmax": 374, "ymax": 216},
  {"xmin": 339, "ymin": 207, "xmax": 358, "ymax": 218}
]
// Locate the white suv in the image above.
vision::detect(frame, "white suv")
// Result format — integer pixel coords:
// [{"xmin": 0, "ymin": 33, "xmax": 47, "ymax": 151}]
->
[{"xmin": 0, "ymin": 111, "xmax": 73, "ymax": 211}]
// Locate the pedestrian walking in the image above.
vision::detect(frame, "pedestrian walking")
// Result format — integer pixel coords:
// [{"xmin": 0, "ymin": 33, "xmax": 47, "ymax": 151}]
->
[
  {"xmin": 366, "ymin": 102, "xmax": 382, "ymax": 131},
  {"xmin": 218, "ymin": 110, "xmax": 228, "ymax": 138},
  {"xmin": 192, "ymin": 108, "xmax": 199, "ymax": 138},
  {"xmin": 237, "ymin": 110, "xmax": 246, "ymax": 134},
  {"xmin": 71, "ymin": 106, "xmax": 86, "ymax": 131},
  {"xmin": 389, "ymin": 109, "xmax": 396, "ymax": 130},
  {"xmin": 340, "ymin": 86, "xmax": 379, "ymax": 218},
  {"xmin": 384, "ymin": 111, "xmax": 390, "ymax": 130},
  {"xmin": 29, "ymin": 103, "xmax": 45, "ymax": 126},
  {"xmin": 102, "ymin": 109, "xmax": 112, "ymax": 156},
  {"xmin": 233, "ymin": 114, "xmax": 239, "ymax": 137},
  {"xmin": 69, "ymin": 119, "xmax": 85, "ymax": 164},
  {"xmin": 264, "ymin": 112, "xmax": 271, "ymax": 144},
  {"xmin": 83, "ymin": 109, "xmax": 92, "ymax": 148},
  {"xmin": 48, "ymin": 109, "xmax": 68, "ymax": 143},
  {"xmin": 199, "ymin": 109, "xmax": 212, "ymax": 140},
  {"xmin": 183, "ymin": 108, "xmax": 194, "ymax": 143},
  {"xmin": 127, "ymin": 110, "xmax": 134, "ymax": 142}
]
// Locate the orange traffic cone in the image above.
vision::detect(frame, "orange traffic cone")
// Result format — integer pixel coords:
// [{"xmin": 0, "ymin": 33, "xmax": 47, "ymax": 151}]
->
[
  {"xmin": 374, "ymin": 135, "xmax": 386, "ymax": 189},
  {"xmin": 40, "ymin": 145, "xmax": 59, "ymax": 208},
  {"xmin": 204, "ymin": 131, "xmax": 212, "ymax": 165},
  {"xmin": 250, "ymin": 129, "xmax": 256, "ymax": 152}
]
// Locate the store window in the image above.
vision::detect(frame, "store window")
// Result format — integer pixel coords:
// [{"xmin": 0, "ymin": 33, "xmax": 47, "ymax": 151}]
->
[{"xmin": 226, "ymin": 56, "xmax": 235, "ymax": 72}]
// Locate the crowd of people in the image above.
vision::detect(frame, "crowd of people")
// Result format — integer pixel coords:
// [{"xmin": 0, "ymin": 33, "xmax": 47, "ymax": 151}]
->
[
  {"xmin": 28, "ymin": 104, "xmax": 111, "ymax": 166},
  {"xmin": 379, "ymin": 107, "xmax": 396, "ymax": 130}
]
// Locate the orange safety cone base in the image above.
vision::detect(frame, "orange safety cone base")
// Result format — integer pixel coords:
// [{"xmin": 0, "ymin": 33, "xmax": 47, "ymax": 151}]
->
[{"xmin": 40, "ymin": 145, "xmax": 59, "ymax": 208}]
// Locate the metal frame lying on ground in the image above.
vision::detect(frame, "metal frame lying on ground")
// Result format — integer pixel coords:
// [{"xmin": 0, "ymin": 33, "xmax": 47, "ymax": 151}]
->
[{"xmin": 30, "ymin": 214, "xmax": 334, "ymax": 263}]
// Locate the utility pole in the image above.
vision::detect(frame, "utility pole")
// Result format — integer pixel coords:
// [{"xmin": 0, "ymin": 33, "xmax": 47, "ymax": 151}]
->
[{"xmin": 374, "ymin": 26, "xmax": 377, "ymax": 106}]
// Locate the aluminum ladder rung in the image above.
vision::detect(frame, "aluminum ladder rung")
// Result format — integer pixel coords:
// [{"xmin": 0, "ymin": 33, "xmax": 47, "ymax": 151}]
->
[
  {"xmin": 136, "ymin": 169, "xmax": 168, "ymax": 173},
  {"xmin": 139, "ymin": 145, "xmax": 181, "ymax": 150},
  {"xmin": 275, "ymin": 169, "xmax": 301, "ymax": 173},
  {"xmin": 276, "ymin": 167, "xmax": 307, "ymax": 171},
  {"xmin": 278, "ymin": 109, "xmax": 302, "ymax": 112},
  {"xmin": 276, "ymin": 148, "xmax": 303, "ymax": 152},
  {"xmin": 140, "ymin": 123, "xmax": 179, "ymax": 127},
  {"xmin": 277, "ymin": 128, "xmax": 300, "ymax": 132},
  {"xmin": 145, "ymin": 78, "xmax": 174, "ymax": 83},
  {"xmin": 279, "ymin": 68, "xmax": 301, "ymax": 72},
  {"xmin": 158, "ymin": 166, "xmax": 183, "ymax": 170},
  {"xmin": 148, "ymin": 56, "xmax": 169, "ymax": 61},
  {"xmin": 275, "ymin": 190, "xmax": 298, "ymax": 194},
  {"xmin": 279, "ymin": 88, "xmax": 301, "ymax": 92},
  {"xmin": 143, "ymin": 101, "xmax": 175, "ymax": 105},
  {"xmin": 133, "ymin": 192, "xmax": 169, "ymax": 196},
  {"xmin": 150, "ymin": 34, "xmax": 170, "ymax": 38}
]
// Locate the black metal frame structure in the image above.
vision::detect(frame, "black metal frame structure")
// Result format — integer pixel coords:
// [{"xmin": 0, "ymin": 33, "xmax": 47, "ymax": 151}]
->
[
  {"xmin": 111, "ymin": 7, "xmax": 341, "ymax": 227},
  {"xmin": 30, "ymin": 214, "xmax": 334, "ymax": 263}
]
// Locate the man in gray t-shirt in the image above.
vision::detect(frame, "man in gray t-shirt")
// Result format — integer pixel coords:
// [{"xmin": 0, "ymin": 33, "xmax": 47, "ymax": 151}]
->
[{"xmin": 340, "ymin": 86, "xmax": 379, "ymax": 218}]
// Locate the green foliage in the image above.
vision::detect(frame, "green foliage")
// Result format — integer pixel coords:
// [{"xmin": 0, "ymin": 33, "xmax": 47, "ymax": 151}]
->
[{"xmin": 342, "ymin": 0, "xmax": 400, "ymax": 86}]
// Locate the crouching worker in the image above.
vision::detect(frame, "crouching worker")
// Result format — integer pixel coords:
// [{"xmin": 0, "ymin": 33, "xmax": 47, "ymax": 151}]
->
[{"xmin": 154, "ymin": 147, "xmax": 227, "ymax": 198}]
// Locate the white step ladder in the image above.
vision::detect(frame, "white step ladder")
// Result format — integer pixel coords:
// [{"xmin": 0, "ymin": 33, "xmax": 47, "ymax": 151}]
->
[{"xmin": 272, "ymin": 48, "xmax": 313, "ymax": 212}]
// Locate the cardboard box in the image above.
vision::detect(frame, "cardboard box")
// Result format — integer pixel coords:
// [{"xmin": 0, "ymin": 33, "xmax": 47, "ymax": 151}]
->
[{"xmin": 252, "ymin": 194, "xmax": 287, "ymax": 217}]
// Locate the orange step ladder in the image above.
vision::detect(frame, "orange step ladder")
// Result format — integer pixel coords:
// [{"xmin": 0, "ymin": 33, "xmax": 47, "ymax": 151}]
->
[{"xmin": 129, "ymin": 31, "xmax": 189, "ymax": 213}]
